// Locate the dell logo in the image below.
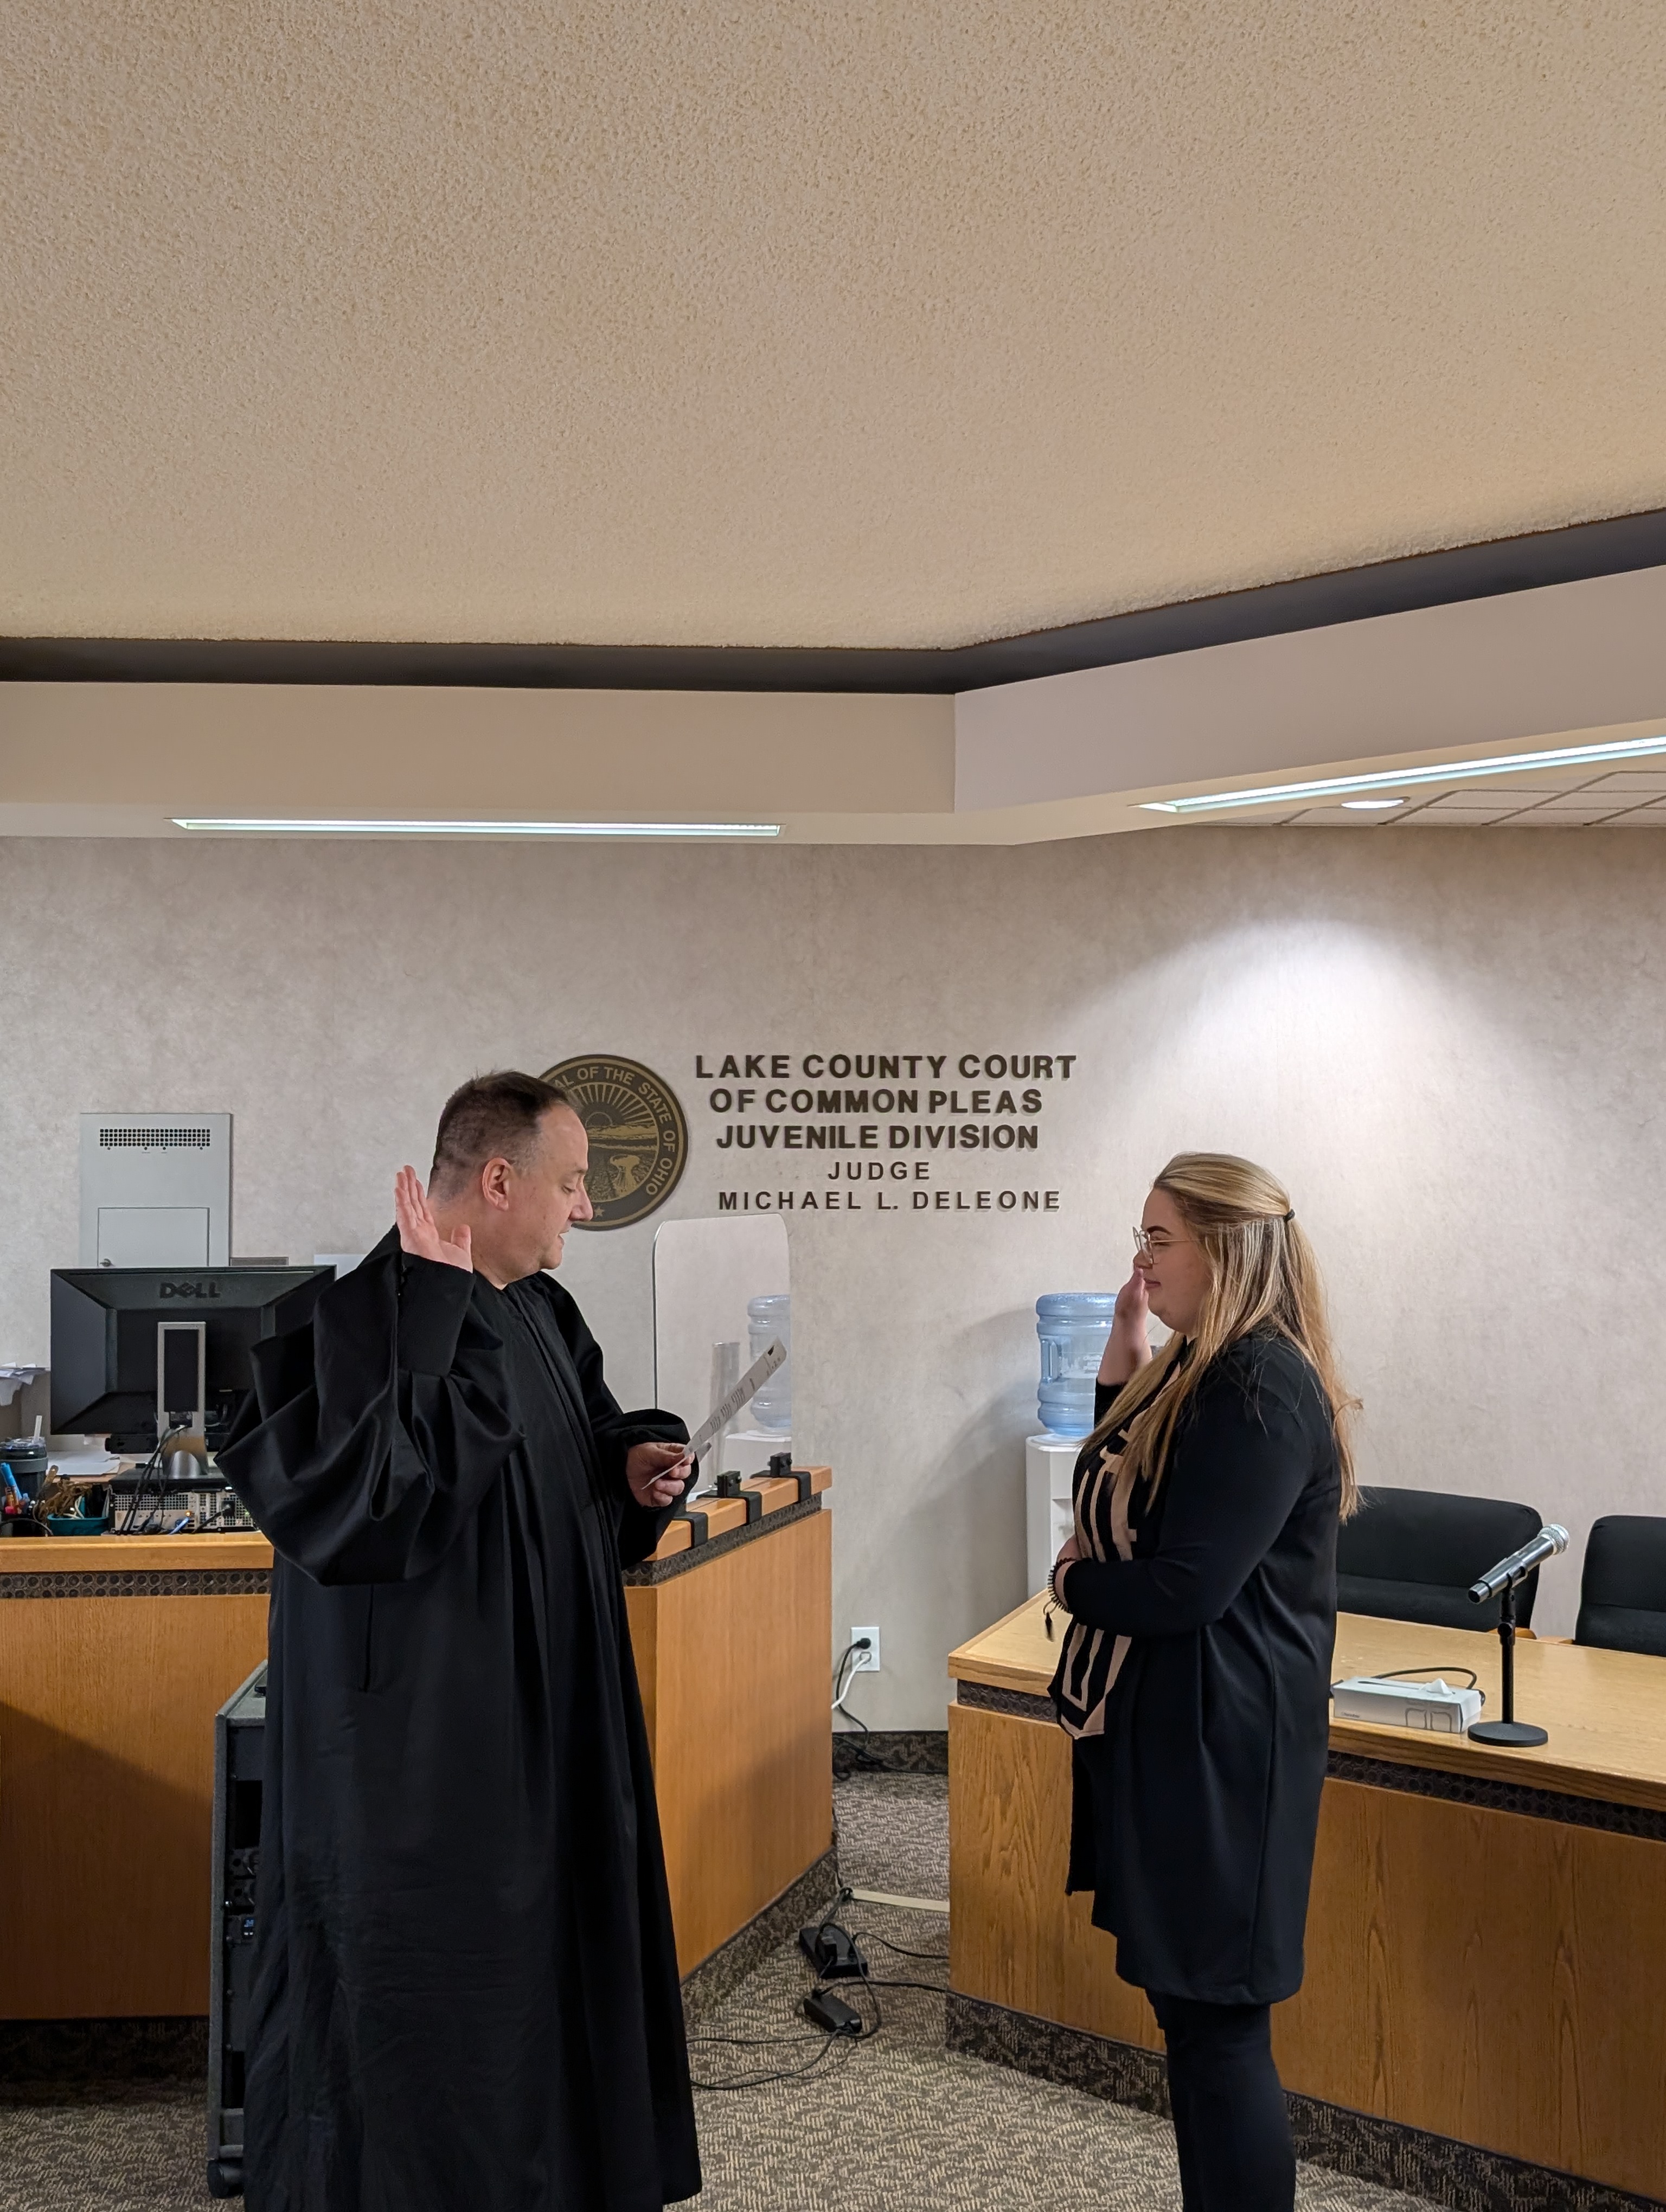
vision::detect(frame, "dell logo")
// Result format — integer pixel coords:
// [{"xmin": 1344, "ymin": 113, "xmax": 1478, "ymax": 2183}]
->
[{"xmin": 160, "ymin": 1281, "xmax": 221, "ymax": 1300}]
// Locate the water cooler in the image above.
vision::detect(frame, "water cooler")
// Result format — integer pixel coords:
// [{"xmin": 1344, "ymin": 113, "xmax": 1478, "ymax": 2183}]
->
[
  {"xmin": 1026, "ymin": 1435, "xmax": 1083, "ymax": 1597},
  {"xmin": 1026, "ymin": 1293, "xmax": 1118, "ymax": 1596},
  {"xmin": 715, "ymin": 1292, "xmax": 791, "ymax": 1475}
]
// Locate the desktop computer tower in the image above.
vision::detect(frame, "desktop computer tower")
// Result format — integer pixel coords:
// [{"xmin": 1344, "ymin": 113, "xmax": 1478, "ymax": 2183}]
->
[
  {"xmin": 207, "ymin": 1663, "xmax": 266, "ymax": 2199},
  {"xmin": 79, "ymin": 1113, "xmax": 232, "ymax": 1269}
]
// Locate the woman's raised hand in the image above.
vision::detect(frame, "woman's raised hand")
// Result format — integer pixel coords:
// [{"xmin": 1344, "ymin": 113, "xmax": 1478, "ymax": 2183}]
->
[
  {"xmin": 1099, "ymin": 1265, "xmax": 1152, "ymax": 1385},
  {"xmin": 394, "ymin": 1166, "xmax": 473, "ymax": 1272},
  {"xmin": 1114, "ymin": 1264, "xmax": 1150, "ymax": 1331}
]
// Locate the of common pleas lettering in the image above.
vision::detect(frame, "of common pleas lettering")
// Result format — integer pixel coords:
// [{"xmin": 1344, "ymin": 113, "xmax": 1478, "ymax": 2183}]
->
[{"xmin": 704, "ymin": 1086, "xmax": 1040, "ymax": 1117}]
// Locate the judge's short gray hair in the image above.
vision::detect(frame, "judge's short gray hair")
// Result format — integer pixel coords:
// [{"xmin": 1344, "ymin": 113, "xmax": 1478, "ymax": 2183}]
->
[{"xmin": 430, "ymin": 1071, "xmax": 573, "ymax": 1194}]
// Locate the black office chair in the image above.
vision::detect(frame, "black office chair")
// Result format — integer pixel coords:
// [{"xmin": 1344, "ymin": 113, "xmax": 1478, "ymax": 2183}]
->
[
  {"xmin": 1574, "ymin": 1516, "xmax": 1666, "ymax": 1658},
  {"xmin": 1337, "ymin": 1486, "xmax": 1544, "ymax": 1631}
]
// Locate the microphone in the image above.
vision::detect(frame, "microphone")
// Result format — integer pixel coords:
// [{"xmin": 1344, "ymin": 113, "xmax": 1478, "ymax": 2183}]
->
[{"xmin": 1468, "ymin": 1525, "xmax": 1569, "ymax": 1604}]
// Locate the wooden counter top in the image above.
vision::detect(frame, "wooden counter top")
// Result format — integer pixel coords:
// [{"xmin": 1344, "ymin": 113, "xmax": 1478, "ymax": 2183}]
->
[
  {"xmin": 950, "ymin": 1593, "xmax": 1666, "ymax": 1815},
  {"xmin": 0, "ymin": 1531, "xmax": 274, "ymax": 1574},
  {"xmin": 948, "ymin": 1590, "xmax": 1060, "ymax": 1694},
  {"xmin": 0, "ymin": 1470, "xmax": 834, "ymax": 1579},
  {"xmin": 645, "ymin": 1463, "xmax": 830, "ymax": 1560}
]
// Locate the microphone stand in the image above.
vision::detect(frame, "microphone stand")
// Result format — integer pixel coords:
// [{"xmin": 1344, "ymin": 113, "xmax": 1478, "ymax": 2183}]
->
[{"xmin": 1467, "ymin": 1580, "xmax": 1548, "ymax": 1747}]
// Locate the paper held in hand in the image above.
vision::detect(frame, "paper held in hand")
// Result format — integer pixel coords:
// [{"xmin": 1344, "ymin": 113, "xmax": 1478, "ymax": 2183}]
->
[{"xmin": 682, "ymin": 1339, "xmax": 787, "ymax": 1468}]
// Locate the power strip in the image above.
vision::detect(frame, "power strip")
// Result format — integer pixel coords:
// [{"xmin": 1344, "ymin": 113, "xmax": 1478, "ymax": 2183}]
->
[
  {"xmin": 1332, "ymin": 1675, "xmax": 1483, "ymax": 1734},
  {"xmin": 798, "ymin": 1922, "xmax": 868, "ymax": 1979},
  {"xmin": 803, "ymin": 1989, "xmax": 863, "ymax": 2037}
]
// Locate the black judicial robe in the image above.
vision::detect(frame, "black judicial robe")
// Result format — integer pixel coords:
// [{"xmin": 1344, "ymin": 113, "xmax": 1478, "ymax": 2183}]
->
[
  {"xmin": 220, "ymin": 1232, "xmax": 701, "ymax": 2212},
  {"xmin": 1050, "ymin": 1333, "xmax": 1340, "ymax": 2006}
]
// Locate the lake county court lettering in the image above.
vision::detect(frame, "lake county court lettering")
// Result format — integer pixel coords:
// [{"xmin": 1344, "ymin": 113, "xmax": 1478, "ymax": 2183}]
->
[
  {"xmin": 696, "ymin": 1049, "xmax": 1077, "ymax": 1154},
  {"xmin": 694, "ymin": 1047, "xmax": 1077, "ymax": 1217}
]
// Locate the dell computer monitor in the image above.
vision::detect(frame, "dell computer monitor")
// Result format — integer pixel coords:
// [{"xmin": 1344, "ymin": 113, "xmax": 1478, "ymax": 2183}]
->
[{"xmin": 50, "ymin": 1265, "xmax": 334, "ymax": 1453}]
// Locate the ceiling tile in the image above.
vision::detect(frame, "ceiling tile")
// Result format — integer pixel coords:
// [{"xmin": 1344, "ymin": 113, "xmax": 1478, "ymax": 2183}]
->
[
  {"xmin": 1285, "ymin": 805, "xmax": 1395, "ymax": 826},
  {"xmin": 1512, "ymin": 810, "xmax": 1623, "ymax": 825},
  {"xmin": 1522, "ymin": 805, "xmax": 1628, "ymax": 822},
  {"xmin": 1398, "ymin": 810, "xmax": 1512, "ymax": 827},
  {"xmin": 1415, "ymin": 792, "xmax": 1555, "ymax": 811}
]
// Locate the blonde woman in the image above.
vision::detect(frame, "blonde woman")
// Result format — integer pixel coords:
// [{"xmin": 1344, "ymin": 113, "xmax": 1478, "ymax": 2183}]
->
[{"xmin": 1049, "ymin": 1154, "xmax": 1356, "ymax": 2212}]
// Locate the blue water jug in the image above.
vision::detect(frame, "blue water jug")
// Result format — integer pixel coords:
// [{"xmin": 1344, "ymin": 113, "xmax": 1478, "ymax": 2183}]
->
[
  {"xmin": 747, "ymin": 1294, "xmax": 791, "ymax": 1432},
  {"xmin": 1035, "ymin": 1293, "xmax": 1119, "ymax": 1436}
]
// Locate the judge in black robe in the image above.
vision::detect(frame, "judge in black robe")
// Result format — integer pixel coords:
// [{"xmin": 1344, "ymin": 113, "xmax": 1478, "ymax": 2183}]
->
[{"xmin": 221, "ymin": 1084, "xmax": 701, "ymax": 2212}]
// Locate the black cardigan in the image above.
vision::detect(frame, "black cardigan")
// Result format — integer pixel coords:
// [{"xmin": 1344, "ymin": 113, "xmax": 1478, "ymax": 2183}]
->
[{"xmin": 1049, "ymin": 1331, "xmax": 1340, "ymax": 2005}]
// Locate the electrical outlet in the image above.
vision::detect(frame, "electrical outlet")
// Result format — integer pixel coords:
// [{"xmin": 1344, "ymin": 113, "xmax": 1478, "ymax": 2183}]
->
[{"xmin": 850, "ymin": 1625, "xmax": 881, "ymax": 1672}]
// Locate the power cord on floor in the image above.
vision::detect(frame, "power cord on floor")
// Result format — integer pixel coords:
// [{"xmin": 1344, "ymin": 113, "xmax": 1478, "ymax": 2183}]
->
[
  {"xmin": 687, "ymin": 1886, "xmax": 892, "ymax": 2092},
  {"xmin": 689, "ymin": 1970, "xmax": 881, "ymax": 2092},
  {"xmin": 845, "ymin": 1925, "xmax": 950, "ymax": 1966},
  {"xmin": 687, "ymin": 2029, "xmax": 857, "ymax": 2093},
  {"xmin": 690, "ymin": 1784, "xmax": 951, "ymax": 2093}
]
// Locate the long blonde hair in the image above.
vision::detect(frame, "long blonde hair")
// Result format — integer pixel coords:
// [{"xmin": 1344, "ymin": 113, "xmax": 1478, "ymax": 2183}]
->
[{"xmin": 1088, "ymin": 1152, "xmax": 1359, "ymax": 1516}]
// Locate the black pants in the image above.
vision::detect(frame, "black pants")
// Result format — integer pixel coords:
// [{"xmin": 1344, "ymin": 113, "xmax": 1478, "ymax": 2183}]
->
[{"xmin": 1146, "ymin": 1990, "xmax": 1295, "ymax": 2212}]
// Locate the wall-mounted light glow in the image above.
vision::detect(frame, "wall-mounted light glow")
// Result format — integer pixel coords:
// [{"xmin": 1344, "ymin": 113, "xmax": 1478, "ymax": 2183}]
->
[
  {"xmin": 1341, "ymin": 798, "xmax": 1405, "ymax": 812},
  {"xmin": 171, "ymin": 818, "xmax": 782, "ymax": 839},
  {"xmin": 1140, "ymin": 730, "xmax": 1666, "ymax": 816}
]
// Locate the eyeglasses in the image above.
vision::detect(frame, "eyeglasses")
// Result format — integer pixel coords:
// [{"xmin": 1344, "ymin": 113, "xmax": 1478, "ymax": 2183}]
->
[
  {"xmin": 1133, "ymin": 1226, "xmax": 1186, "ymax": 1263},
  {"xmin": 1135, "ymin": 1213, "xmax": 1292, "ymax": 1261}
]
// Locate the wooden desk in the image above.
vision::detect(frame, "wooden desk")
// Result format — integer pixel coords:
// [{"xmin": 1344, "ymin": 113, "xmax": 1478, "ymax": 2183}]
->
[
  {"xmin": 949, "ymin": 1597, "xmax": 1666, "ymax": 2205},
  {"xmin": 1, "ymin": 1473, "xmax": 834, "ymax": 2020},
  {"xmin": 0, "ymin": 1533, "xmax": 273, "ymax": 2018}
]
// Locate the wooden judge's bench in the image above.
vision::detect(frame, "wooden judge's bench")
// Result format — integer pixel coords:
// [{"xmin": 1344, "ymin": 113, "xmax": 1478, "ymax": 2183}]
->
[
  {"xmin": 623, "ymin": 1463, "xmax": 834, "ymax": 1982},
  {"xmin": 0, "ymin": 1468, "xmax": 833, "ymax": 2021}
]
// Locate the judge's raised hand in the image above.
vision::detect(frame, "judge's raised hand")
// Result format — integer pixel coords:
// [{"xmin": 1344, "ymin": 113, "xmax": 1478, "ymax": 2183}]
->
[
  {"xmin": 394, "ymin": 1166, "xmax": 473, "ymax": 1272},
  {"xmin": 626, "ymin": 1441, "xmax": 691, "ymax": 1512}
]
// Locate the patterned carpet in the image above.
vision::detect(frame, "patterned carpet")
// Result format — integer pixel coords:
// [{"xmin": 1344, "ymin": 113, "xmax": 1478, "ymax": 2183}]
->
[
  {"xmin": 693, "ymin": 1774, "xmax": 1437, "ymax": 2212},
  {"xmin": 0, "ymin": 1773, "xmax": 1440, "ymax": 2211},
  {"xmin": 0, "ymin": 2092, "xmax": 206, "ymax": 2210},
  {"xmin": 829, "ymin": 1767, "xmax": 951, "ymax": 1900}
]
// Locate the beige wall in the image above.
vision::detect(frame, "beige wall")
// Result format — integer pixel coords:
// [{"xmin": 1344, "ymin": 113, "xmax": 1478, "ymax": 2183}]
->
[{"xmin": 2, "ymin": 828, "xmax": 1661, "ymax": 1715}]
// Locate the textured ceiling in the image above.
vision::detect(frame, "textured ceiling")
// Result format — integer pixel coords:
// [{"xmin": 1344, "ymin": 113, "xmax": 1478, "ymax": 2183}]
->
[{"xmin": 7, "ymin": 3, "xmax": 1666, "ymax": 650}]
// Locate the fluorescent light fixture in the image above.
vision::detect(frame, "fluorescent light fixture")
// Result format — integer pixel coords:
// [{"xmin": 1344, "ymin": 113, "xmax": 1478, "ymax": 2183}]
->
[
  {"xmin": 171, "ymin": 818, "xmax": 781, "ymax": 839},
  {"xmin": 1140, "ymin": 731, "xmax": 1666, "ymax": 816},
  {"xmin": 1341, "ymin": 798, "xmax": 1405, "ymax": 811}
]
